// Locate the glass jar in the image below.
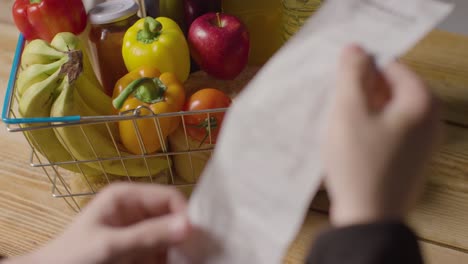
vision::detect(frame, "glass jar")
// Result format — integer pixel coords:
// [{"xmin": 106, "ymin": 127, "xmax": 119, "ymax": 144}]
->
[
  {"xmin": 88, "ymin": 0, "xmax": 140, "ymax": 96},
  {"xmin": 281, "ymin": 0, "xmax": 322, "ymax": 42}
]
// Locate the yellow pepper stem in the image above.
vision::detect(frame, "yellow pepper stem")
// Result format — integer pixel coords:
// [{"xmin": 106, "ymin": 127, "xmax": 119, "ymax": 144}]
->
[
  {"xmin": 137, "ymin": 17, "xmax": 163, "ymax": 44},
  {"xmin": 112, "ymin": 77, "xmax": 167, "ymax": 110}
]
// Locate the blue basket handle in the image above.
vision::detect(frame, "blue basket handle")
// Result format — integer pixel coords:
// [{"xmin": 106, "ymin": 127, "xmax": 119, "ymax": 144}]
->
[{"xmin": 2, "ymin": 34, "xmax": 81, "ymax": 124}]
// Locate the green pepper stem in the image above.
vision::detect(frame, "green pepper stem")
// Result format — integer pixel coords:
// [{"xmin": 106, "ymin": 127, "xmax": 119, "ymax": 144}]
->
[
  {"xmin": 112, "ymin": 77, "xmax": 167, "ymax": 110},
  {"xmin": 30, "ymin": 0, "xmax": 42, "ymax": 4},
  {"xmin": 137, "ymin": 17, "xmax": 163, "ymax": 44}
]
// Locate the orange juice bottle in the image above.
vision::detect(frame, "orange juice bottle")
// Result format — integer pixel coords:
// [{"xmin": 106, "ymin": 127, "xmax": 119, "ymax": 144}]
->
[{"xmin": 222, "ymin": 0, "xmax": 283, "ymax": 66}]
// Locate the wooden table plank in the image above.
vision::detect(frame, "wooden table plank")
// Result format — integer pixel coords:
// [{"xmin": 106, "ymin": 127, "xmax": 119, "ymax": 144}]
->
[
  {"xmin": 422, "ymin": 242, "xmax": 468, "ymax": 264},
  {"xmin": 0, "ymin": 1, "xmax": 14, "ymax": 25},
  {"xmin": 402, "ymin": 30, "xmax": 468, "ymax": 126}
]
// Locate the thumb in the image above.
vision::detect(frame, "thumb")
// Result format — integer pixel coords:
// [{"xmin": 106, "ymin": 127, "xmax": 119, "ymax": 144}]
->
[
  {"xmin": 382, "ymin": 62, "xmax": 434, "ymax": 128},
  {"xmin": 337, "ymin": 45, "xmax": 389, "ymax": 115},
  {"xmin": 112, "ymin": 213, "xmax": 191, "ymax": 252}
]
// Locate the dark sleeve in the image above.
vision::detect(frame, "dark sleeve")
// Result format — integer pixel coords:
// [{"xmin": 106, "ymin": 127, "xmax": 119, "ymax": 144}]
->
[{"xmin": 306, "ymin": 222, "xmax": 423, "ymax": 264}]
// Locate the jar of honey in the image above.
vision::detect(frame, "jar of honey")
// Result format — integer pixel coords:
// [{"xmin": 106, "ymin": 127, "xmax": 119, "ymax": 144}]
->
[{"xmin": 88, "ymin": 0, "xmax": 140, "ymax": 96}]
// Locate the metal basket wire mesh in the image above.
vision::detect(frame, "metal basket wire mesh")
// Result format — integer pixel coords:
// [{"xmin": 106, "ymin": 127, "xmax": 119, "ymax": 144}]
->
[{"xmin": 3, "ymin": 35, "xmax": 225, "ymax": 212}]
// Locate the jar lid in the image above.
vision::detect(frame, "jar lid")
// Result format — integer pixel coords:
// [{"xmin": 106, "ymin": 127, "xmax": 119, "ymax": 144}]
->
[{"xmin": 88, "ymin": 0, "xmax": 139, "ymax": 25}]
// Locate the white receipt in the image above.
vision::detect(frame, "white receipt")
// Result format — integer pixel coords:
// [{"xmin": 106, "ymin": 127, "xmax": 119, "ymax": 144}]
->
[{"xmin": 170, "ymin": 0, "xmax": 453, "ymax": 263}]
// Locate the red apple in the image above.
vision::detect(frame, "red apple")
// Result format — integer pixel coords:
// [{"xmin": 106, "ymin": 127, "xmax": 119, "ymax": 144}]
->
[{"xmin": 188, "ymin": 13, "xmax": 250, "ymax": 80}]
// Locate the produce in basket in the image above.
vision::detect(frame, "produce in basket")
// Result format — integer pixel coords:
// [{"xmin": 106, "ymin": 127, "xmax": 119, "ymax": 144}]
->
[
  {"xmin": 188, "ymin": 12, "xmax": 250, "ymax": 80},
  {"xmin": 19, "ymin": 32, "xmax": 101, "ymax": 95},
  {"xmin": 169, "ymin": 126, "xmax": 215, "ymax": 183},
  {"xmin": 17, "ymin": 33, "xmax": 106, "ymax": 175},
  {"xmin": 170, "ymin": 88, "xmax": 231, "ymax": 182},
  {"xmin": 50, "ymin": 70, "xmax": 172, "ymax": 177},
  {"xmin": 184, "ymin": 88, "xmax": 231, "ymax": 144},
  {"xmin": 17, "ymin": 32, "xmax": 171, "ymax": 177},
  {"xmin": 122, "ymin": 16, "xmax": 191, "ymax": 82},
  {"xmin": 112, "ymin": 66, "xmax": 186, "ymax": 155},
  {"xmin": 169, "ymin": 67, "xmax": 258, "ymax": 181},
  {"xmin": 12, "ymin": 0, "xmax": 87, "ymax": 42}
]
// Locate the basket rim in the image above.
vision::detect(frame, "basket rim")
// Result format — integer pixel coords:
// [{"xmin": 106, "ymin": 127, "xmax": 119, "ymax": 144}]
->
[{"xmin": 2, "ymin": 34, "xmax": 228, "ymax": 130}]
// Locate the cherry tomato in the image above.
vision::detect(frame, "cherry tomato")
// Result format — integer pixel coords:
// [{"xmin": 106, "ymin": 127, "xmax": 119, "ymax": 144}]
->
[{"xmin": 184, "ymin": 88, "xmax": 232, "ymax": 144}]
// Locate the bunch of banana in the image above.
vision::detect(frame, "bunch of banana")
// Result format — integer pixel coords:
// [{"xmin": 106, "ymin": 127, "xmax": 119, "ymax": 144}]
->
[
  {"xmin": 18, "ymin": 35, "xmax": 100, "ymax": 175},
  {"xmin": 18, "ymin": 32, "xmax": 170, "ymax": 177}
]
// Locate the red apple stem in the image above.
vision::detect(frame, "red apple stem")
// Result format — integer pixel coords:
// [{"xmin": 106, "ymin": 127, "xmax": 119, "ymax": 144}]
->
[{"xmin": 216, "ymin": 12, "xmax": 222, "ymax": 27}]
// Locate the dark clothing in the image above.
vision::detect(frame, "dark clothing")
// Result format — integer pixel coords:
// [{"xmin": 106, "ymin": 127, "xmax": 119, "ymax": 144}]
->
[{"xmin": 307, "ymin": 222, "xmax": 423, "ymax": 264}]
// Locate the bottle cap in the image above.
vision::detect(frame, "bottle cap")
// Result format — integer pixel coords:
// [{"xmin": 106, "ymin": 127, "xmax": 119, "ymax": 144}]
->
[{"xmin": 88, "ymin": 0, "xmax": 139, "ymax": 25}]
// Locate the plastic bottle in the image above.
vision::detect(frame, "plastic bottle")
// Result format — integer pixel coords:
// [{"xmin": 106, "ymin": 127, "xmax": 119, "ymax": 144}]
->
[
  {"xmin": 222, "ymin": 0, "xmax": 283, "ymax": 66},
  {"xmin": 281, "ymin": 0, "xmax": 322, "ymax": 41}
]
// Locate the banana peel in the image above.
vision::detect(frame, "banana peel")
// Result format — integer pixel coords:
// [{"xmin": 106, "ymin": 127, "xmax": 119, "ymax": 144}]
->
[
  {"xmin": 20, "ymin": 39, "xmax": 65, "ymax": 68},
  {"xmin": 16, "ymin": 57, "xmax": 68, "ymax": 96}
]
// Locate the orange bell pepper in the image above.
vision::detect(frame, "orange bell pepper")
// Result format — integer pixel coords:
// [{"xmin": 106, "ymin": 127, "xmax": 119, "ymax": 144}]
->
[{"xmin": 112, "ymin": 66, "xmax": 185, "ymax": 155}]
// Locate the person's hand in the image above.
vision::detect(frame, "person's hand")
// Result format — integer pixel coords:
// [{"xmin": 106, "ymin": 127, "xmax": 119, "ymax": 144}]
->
[
  {"xmin": 8, "ymin": 183, "xmax": 190, "ymax": 264},
  {"xmin": 324, "ymin": 45, "xmax": 441, "ymax": 227}
]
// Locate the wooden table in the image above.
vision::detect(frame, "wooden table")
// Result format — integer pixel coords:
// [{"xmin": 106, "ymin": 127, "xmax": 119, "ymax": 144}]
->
[{"xmin": 2, "ymin": 2, "xmax": 468, "ymax": 263}]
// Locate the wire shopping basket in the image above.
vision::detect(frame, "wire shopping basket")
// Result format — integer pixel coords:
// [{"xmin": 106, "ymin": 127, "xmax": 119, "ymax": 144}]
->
[{"xmin": 2, "ymin": 34, "xmax": 228, "ymax": 212}]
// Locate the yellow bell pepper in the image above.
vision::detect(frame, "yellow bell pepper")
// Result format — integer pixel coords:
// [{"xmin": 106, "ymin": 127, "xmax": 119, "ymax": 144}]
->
[
  {"xmin": 112, "ymin": 68, "xmax": 186, "ymax": 155},
  {"xmin": 122, "ymin": 17, "xmax": 190, "ymax": 82}
]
